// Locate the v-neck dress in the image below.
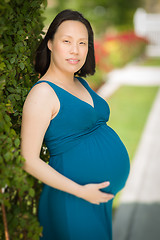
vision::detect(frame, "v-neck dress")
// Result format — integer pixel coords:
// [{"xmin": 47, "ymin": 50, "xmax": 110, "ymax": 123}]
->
[{"xmin": 29, "ymin": 77, "xmax": 130, "ymax": 240}]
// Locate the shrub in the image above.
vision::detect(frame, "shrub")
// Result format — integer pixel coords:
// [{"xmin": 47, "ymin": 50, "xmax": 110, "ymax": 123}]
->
[{"xmin": 0, "ymin": 1, "xmax": 48, "ymax": 239}]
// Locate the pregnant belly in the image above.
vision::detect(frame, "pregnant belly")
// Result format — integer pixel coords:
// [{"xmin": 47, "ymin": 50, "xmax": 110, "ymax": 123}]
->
[{"xmin": 49, "ymin": 125, "xmax": 130, "ymax": 195}]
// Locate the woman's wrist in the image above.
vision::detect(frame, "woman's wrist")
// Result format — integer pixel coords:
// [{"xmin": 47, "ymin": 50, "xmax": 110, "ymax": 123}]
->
[{"xmin": 73, "ymin": 183, "xmax": 84, "ymax": 199}]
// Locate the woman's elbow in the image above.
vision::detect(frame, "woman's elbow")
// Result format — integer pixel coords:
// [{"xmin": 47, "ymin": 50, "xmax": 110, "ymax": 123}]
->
[{"xmin": 20, "ymin": 150, "xmax": 32, "ymax": 172}]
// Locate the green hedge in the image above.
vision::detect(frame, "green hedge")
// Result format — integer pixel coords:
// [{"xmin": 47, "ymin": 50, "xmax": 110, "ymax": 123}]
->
[{"xmin": 0, "ymin": 1, "xmax": 49, "ymax": 239}]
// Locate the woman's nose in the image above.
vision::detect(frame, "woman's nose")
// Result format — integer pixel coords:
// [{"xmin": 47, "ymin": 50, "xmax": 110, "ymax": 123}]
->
[{"xmin": 70, "ymin": 44, "xmax": 79, "ymax": 54}]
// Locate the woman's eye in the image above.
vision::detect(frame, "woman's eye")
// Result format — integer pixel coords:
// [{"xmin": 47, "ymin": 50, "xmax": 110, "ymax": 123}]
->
[
  {"xmin": 63, "ymin": 40, "xmax": 70, "ymax": 43},
  {"xmin": 80, "ymin": 42, "xmax": 86, "ymax": 45}
]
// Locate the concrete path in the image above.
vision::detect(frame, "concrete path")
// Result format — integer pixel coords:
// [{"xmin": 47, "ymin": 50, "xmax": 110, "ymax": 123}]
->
[
  {"xmin": 96, "ymin": 65, "xmax": 160, "ymax": 240},
  {"xmin": 107, "ymin": 65, "xmax": 160, "ymax": 86},
  {"xmin": 97, "ymin": 65, "xmax": 160, "ymax": 98}
]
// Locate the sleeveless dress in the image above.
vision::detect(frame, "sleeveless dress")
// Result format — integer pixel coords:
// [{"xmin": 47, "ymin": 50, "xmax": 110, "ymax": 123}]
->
[{"xmin": 29, "ymin": 77, "xmax": 130, "ymax": 240}]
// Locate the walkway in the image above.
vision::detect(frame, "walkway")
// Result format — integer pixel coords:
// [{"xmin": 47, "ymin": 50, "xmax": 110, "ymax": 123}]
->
[
  {"xmin": 97, "ymin": 64, "xmax": 160, "ymax": 98},
  {"xmin": 96, "ymin": 65, "xmax": 160, "ymax": 240}
]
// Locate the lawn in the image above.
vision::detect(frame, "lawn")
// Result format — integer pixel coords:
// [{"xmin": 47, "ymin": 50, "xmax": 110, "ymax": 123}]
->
[
  {"xmin": 141, "ymin": 57, "xmax": 160, "ymax": 66},
  {"xmin": 106, "ymin": 85, "xmax": 159, "ymax": 214}
]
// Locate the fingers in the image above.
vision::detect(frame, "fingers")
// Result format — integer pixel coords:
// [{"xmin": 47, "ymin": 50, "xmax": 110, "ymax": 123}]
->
[
  {"xmin": 97, "ymin": 181, "xmax": 114, "ymax": 204},
  {"xmin": 93, "ymin": 192, "xmax": 114, "ymax": 205},
  {"xmin": 82, "ymin": 181, "xmax": 114, "ymax": 205},
  {"xmin": 95, "ymin": 196, "xmax": 113, "ymax": 205},
  {"xmin": 98, "ymin": 181, "xmax": 110, "ymax": 189},
  {"xmin": 103, "ymin": 193, "xmax": 114, "ymax": 201},
  {"xmin": 99, "ymin": 181, "xmax": 114, "ymax": 201}
]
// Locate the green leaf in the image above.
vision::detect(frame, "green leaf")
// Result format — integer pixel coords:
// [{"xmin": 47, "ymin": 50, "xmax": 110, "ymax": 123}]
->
[
  {"xmin": 17, "ymin": 30, "xmax": 24, "ymax": 35},
  {"xmin": 29, "ymin": 188, "xmax": 35, "ymax": 197},
  {"xmin": 15, "ymin": 94, "xmax": 21, "ymax": 100},
  {"xmin": 4, "ymin": 152, "xmax": 12, "ymax": 161},
  {"xmin": 7, "ymin": 63, "xmax": 12, "ymax": 70},
  {"xmin": 14, "ymin": 111, "xmax": 19, "ymax": 116},
  {"xmin": 4, "ymin": 114, "xmax": 11, "ymax": 123},
  {"xmin": 16, "ymin": 88, "xmax": 21, "ymax": 93},
  {"xmin": 7, "ymin": 87, "xmax": 15, "ymax": 93},
  {"xmin": 0, "ymin": 62, "xmax": 6, "ymax": 70},
  {"xmin": 14, "ymin": 138, "xmax": 20, "ymax": 147},
  {"xmin": 19, "ymin": 62, "xmax": 25, "ymax": 70},
  {"xmin": 10, "ymin": 57, "xmax": 15, "ymax": 64},
  {"xmin": 0, "ymin": 43, "xmax": 3, "ymax": 50},
  {"xmin": 0, "ymin": 156, "xmax": 3, "ymax": 163}
]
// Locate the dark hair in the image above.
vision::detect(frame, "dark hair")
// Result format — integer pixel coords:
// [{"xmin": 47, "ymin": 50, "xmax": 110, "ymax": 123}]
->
[{"xmin": 34, "ymin": 9, "xmax": 95, "ymax": 77}]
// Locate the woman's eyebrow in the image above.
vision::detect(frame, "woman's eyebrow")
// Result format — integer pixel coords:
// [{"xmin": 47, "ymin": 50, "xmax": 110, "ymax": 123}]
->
[{"xmin": 62, "ymin": 35, "xmax": 88, "ymax": 40}]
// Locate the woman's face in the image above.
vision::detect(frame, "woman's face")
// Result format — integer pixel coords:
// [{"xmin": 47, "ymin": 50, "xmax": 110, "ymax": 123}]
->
[{"xmin": 48, "ymin": 20, "xmax": 88, "ymax": 75}]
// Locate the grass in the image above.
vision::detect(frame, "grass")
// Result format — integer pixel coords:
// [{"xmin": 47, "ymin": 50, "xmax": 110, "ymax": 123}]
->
[
  {"xmin": 106, "ymin": 85, "xmax": 159, "ymax": 215},
  {"xmin": 140, "ymin": 57, "xmax": 160, "ymax": 66},
  {"xmin": 107, "ymin": 85, "xmax": 159, "ymax": 161}
]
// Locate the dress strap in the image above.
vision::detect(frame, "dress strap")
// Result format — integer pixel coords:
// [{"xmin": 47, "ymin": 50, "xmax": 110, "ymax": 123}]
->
[
  {"xmin": 28, "ymin": 80, "xmax": 62, "ymax": 97},
  {"xmin": 76, "ymin": 77, "xmax": 90, "ymax": 89},
  {"xmin": 27, "ymin": 80, "xmax": 64, "ymax": 109}
]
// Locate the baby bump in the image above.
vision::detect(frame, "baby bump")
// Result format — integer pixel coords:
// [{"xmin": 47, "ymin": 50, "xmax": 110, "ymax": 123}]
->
[{"xmin": 50, "ymin": 125, "xmax": 130, "ymax": 195}]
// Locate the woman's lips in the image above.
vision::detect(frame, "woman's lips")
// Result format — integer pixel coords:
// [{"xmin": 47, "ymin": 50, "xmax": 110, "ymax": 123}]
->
[{"xmin": 66, "ymin": 58, "xmax": 80, "ymax": 64}]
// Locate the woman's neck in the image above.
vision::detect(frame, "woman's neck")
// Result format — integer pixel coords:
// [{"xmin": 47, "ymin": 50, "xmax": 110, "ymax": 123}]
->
[{"xmin": 42, "ymin": 65, "xmax": 77, "ymax": 86}]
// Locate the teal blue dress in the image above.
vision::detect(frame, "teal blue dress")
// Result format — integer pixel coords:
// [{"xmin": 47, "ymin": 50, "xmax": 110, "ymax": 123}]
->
[{"xmin": 29, "ymin": 77, "xmax": 130, "ymax": 240}]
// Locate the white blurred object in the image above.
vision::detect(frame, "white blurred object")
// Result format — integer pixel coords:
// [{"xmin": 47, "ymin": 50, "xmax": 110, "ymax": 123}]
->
[{"xmin": 134, "ymin": 8, "xmax": 160, "ymax": 57}]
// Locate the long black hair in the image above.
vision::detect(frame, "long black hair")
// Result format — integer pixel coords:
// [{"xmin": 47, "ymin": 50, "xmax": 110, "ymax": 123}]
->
[{"xmin": 34, "ymin": 9, "xmax": 95, "ymax": 77}]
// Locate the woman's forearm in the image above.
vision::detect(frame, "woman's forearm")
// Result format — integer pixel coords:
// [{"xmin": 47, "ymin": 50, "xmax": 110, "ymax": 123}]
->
[
  {"xmin": 22, "ymin": 157, "xmax": 83, "ymax": 198},
  {"xmin": 22, "ymin": 157, "xmax": 114, "ymax": 205}
]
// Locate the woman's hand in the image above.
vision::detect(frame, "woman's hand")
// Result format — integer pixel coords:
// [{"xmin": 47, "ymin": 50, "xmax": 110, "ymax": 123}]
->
[{"xmin": 79, "ymin": 181, "xmax": 114, "ymax": 205}]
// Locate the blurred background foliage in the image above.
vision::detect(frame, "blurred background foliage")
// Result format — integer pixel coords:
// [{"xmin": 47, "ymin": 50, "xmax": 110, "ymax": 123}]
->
[{"xmin": 44, "ymin": 0, "xmax": 144, "ymax": 35}]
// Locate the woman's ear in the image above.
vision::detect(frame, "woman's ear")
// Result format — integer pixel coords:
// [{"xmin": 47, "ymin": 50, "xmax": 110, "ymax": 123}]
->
[{"xmin": 47, "ymin": 40, "xmax": 52, "ymax": 51}]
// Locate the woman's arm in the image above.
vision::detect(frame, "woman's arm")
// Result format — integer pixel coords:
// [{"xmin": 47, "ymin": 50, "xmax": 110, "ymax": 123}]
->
[{"xmin": 20, "ymin": 83, "xmax": 114, "ymax": 205}]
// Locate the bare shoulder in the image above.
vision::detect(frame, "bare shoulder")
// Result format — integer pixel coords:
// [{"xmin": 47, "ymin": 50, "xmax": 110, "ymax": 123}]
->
[
  {"xmin": 23, "ymin": 81, "xmax": 60, "ymax": 119},
  {"xmin": 27, "ymin": 81, "xmax": 58, "ymax": 102},
  {"xmin": 26, "ymin": 82, "xmax": 58, "ymax": 105}
]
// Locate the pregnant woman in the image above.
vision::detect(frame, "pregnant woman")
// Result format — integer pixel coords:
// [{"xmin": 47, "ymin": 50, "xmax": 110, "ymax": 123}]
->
[{"xmin": 20, "ymin": 9, "xmax": 130, "ymax": 240}]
